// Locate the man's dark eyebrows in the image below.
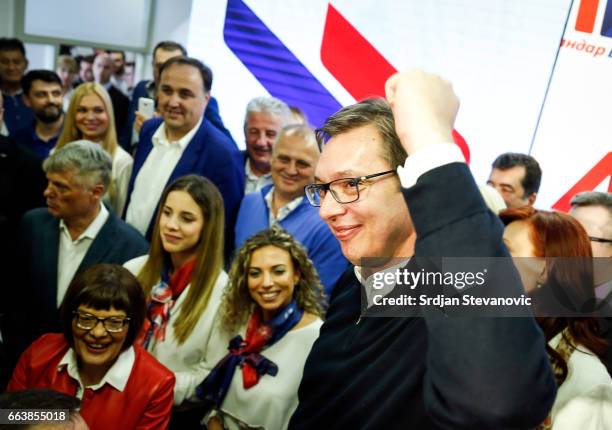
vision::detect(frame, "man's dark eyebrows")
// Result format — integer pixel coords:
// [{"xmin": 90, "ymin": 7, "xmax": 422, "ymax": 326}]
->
[
  {"xmin": 335, "ymin": 170, "xmax": 358, "ymax": 178},
  {"xmin": 314, "ymin": 170, "xmax": 358, "ymax": 183}
]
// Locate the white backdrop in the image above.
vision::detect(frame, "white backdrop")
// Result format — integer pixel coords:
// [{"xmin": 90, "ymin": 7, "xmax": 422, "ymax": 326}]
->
[
  {"xmin": 532, "ymin": 0, "xmax": 612, "ymax": 209},
  {"xmin": 186, "ymin": 0, "xmax": 610, "ymax": 209}
]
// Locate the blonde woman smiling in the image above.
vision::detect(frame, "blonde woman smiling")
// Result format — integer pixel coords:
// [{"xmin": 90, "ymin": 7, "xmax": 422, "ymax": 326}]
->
[{"xmin": 56, "ymin": 83, "xmax": 132, "ymax": 214}]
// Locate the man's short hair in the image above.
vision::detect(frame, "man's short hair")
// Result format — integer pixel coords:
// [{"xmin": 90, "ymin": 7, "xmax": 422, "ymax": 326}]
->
[
  {"xmin": 109, "ymin": 49, "xmax": 125, "ymax": 60},
  {"xmin": 21, "ymin": 69, "xmax": 62, "ymax": 95},
  {"xmin": 571, "ymin": 191, "xmax": 612, "ymax": 211},
  {"xmin": 316, "ymin": 98, "xmax": 407, "ymax": 170},
  {"xmin": 153, "ymin": 40, "xmax": 187, "ymax": 56},
  {"xmin": 0, "ymin": 37, "xmax": 26, "ymax": 56},
  {"xmin": 79, "ymin": 54, "xmax": 94, "ymax": 65},
  {"xmin": 491, "ymin": 152, "xmax": 542, "ymax": 197},
  {"xmin": 43, "ymin": 140, "xmax": 112, "ymax": 190},
  {"xmin": 244, "ymin": 96, "xmax": 292, "ymax": 127},
  {"xmin": 273, "ymin": 124, "xmax": 317, "ymax": 154},
  {"xmin": 158, "ymin": 56, "xmax": 212, "ymax": 92},
  {"xmin": 0, "ymin": 389, "xmax": 80, "ymax": 429}
]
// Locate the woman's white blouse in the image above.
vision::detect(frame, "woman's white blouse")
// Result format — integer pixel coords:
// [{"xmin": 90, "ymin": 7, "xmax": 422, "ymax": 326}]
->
[
  {"xmin": 123, "ymin": 255, "xmax": 229, "ymax": 405},
  {"xmin": 106, "ymin": 145, "xmax": 133, "ymax": 215},
  {"xmin": 205, "ymin": 317, "xmax": 323, "ymax": 430},
  {"xmin": 549, "ymin": 332, "xmax": 612, "ymax": 421}
]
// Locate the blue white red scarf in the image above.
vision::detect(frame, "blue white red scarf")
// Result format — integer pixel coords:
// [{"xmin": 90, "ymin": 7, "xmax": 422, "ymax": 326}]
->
[
  {"xmin": 195, "ymin": 300, "xmax": 303, "ymax": 411},
  {"xmin": 140, "ymin": 258, "xmax": 196, "ymax": 349}
]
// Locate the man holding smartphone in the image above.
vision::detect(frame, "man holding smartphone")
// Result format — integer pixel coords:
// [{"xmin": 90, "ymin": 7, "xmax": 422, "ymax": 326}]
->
[
  {"xmin": 129, "ymin": 41, "xmax": 233, "ymax": 146},
  {"xmin": 125, "ymin": 57, "xmax": 244, "ymax": 261}
]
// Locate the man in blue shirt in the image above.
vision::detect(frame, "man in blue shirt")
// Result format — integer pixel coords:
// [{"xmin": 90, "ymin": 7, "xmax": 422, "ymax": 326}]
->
[
  {"xmin": 11, "ymin": 70, "xmax": 64, "ymax": 159},
  {"xmin": 235, "ymin": 124, "xmax": 347, "ymax": 294},
  {"xmin": 0, "ymin": 38, "xmax": 32, "ymax": 134}
]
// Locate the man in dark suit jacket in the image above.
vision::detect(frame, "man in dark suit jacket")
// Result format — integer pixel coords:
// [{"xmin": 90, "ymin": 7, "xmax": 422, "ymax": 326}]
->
[
  {"xmin": 125, "ymin": 57, "xmax": 244, "ymax": 259},
  {"xmin": 93, "ymin": 53, "xmax": 129, "ymax": 149},
  {"xmin": 0, "ymin": 133, "xmax": 46, "ymax": 389},
  {"xmin": 128, "ymin": 41, "xmax": 233, "ymax": 146},
  {"xmin": 289, "ymin": 72, "xmax": 556, "ymax": 429},
  {"xmin": 12, "ymin": 140, "xmax": 148, "ymax": 355}
]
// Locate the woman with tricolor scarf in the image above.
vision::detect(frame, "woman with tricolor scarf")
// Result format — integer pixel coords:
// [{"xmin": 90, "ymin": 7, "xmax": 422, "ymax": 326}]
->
[
  {"xmin": 197, "ymin": 227, "xmax": 325, "ymax": 430},
  {"xmin": 123, "ymin": 175, "xmax": 228, "ymax": 408}
]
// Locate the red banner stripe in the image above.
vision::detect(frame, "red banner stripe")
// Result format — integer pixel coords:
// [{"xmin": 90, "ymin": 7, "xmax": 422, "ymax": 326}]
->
[
  {"xmin": 552, "ymin": 152, "xmax": 612, "ymax": 212},
  {"xmin": 320, "ymin": 3, "xmax": 470, "ymax": 163},
  {"xmin": 321, "ymin": 3, "xmax": 396, "ymax": 101},
  {"xmin": 575, "ymin": 0, "xmax": 600, "ymax": 33}
]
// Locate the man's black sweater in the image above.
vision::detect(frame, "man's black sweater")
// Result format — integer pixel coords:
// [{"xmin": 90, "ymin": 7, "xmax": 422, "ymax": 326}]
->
[{"xmin": 289, "ymin": 163, "xmax": 557, "ymax": 429}]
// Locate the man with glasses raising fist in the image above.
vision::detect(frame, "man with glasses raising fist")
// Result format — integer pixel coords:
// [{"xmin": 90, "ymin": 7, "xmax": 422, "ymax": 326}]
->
[{"xmin": 290, "ymin": 70, "xmax": 557, "ymax": 429}]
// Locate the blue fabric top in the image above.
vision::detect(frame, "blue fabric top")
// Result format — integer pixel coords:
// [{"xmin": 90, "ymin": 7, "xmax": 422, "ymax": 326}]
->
[
  {"xmin": 3, "ymin": 92, "xmax": 33, "ymax": 135},
  {"xmin": 234, "ymin": 184, "xmax": 348, "ymax": 296},
  {"xmin": 11, "ymin": 123, "xmax": 59, "ymax": 159}
]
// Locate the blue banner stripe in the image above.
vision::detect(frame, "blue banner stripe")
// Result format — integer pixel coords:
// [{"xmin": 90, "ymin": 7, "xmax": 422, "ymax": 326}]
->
[{"xmin": 224, "ymin": 0, "xmax": 342, "ymax": 127}]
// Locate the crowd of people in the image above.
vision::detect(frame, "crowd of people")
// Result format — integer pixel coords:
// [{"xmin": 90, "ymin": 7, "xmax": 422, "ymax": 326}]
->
[{"xmin": 0, "ymin": 36, "xmax": 610, "ymax": 430}]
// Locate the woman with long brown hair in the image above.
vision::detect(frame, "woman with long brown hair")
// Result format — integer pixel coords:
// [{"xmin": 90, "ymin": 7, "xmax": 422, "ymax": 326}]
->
[
  {"xmin": 501, "ymin": 207, "xmax": 611, "ymax": 427},
  {"xmin": 123, "ymin": 175, "xmax": 227, "ymax": 408}
]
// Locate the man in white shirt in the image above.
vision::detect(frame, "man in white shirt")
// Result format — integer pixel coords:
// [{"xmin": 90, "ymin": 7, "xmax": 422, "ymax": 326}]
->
[
  {"xmin": 243, "ymin": 96, "xmax": 292, "ymax": 194},
  {"xmin": 125, "ymin": 57, "xmax": 243, "ymax": 257},
  {"xmin": 13, "ymin": 140, "xmax": 147, "ymax": 349}
]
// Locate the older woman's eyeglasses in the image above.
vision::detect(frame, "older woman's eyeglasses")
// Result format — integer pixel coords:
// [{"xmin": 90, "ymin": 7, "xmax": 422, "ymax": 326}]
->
[
  {"xmin": 72, "ymin": 311, "xmax": 130, "ymax": 333},
  {"xmin": 304, "ymin": 170, "xmax": 397, "ymax": 207}
]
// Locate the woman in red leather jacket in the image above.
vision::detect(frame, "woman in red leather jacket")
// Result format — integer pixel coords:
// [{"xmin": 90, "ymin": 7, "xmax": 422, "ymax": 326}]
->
[{"xmin": 8, "ymin": 264, "xmax": 175, "ymax": 430}]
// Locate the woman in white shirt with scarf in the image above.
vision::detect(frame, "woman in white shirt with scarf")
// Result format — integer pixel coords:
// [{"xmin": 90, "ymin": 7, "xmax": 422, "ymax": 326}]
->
[
  {"xmin": 124, "ymin": 175, "xmax": 228, "ymax": 416},
  {"xmin": 197, "ymin": 227, "xmax": 325, "ymax": 430}
]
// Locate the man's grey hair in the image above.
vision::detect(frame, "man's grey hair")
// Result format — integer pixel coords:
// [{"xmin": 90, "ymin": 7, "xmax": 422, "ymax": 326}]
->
[
  {"xmin": 272, "ymin": 124, "xmax": 318, "ymax": 155},
  {"xmin": 570, "ymin": 191, "xmax": 612, "ymax": 212},
  {"xmin": 43, "ymin": 140, "xmax": 112, "ymax": 190},
  {"xmin": 244, "ymin": 96, "xmax": 292, "ymax": 128}
]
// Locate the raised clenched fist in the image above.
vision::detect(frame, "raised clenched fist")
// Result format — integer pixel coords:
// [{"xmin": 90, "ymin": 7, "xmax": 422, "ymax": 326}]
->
[{"xmin": 385, "ymin": 70, "xmax": 459, "ymax": 155}]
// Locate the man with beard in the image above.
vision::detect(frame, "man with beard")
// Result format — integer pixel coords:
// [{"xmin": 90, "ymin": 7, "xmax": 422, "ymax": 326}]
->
[
  {"xmin": 109, "ymin": 50, "xmax": 129, "ymax": 96},
  {"xmin": 11, "ymin": 70, "xmax": 64, "ymax": 159},
  {"xmin": 93, "ymin": 52, "xmax": 129, "ymax": 148}
]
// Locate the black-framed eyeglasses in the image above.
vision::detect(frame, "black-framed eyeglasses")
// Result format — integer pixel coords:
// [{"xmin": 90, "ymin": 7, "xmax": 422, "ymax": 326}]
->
[
  {"xmin": 589, "ymin": 236, "xmax": 612, "ymax": 244},
  {"xmin": 304, "ymin": 169, "xmax": 397, "ymax": 207},
  {"xmin": 72, "ymin": 311, "xmax": 130, "ymax": 333}
]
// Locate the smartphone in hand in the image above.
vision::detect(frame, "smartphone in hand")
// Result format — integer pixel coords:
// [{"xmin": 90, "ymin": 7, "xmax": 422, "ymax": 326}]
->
[{"xmin": 138, "ymin": 97, "xmax": 155, "ymax": 120}]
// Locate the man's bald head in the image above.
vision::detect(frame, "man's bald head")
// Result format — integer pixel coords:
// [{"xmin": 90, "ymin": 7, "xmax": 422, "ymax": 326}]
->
[{"xmin": 92, "ymin": 53, "xmax": 112, "ymax": 85}]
